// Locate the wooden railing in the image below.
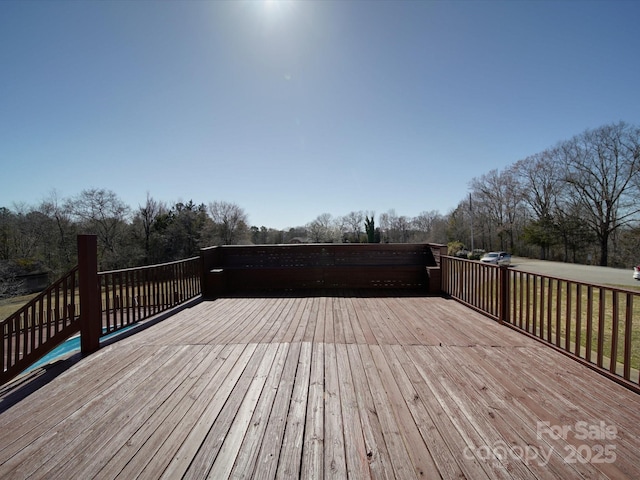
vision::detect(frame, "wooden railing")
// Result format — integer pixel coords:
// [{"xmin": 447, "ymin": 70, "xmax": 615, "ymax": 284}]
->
[
  {"xmin": 99, "ymin": 257, "xmax": 201, "ymax": 336},
  {"xmin": 1, "ymin": 235, "xmax": 202, "ymax": 386},
  {"xmin": 442, "ymin": 256, "xmax": 640, "ymax": 394},
  {"xmin": 1, "ymin": 266, "xmax": 80, "ymax": 385},
  {"xmin": 441, "ymin": 255, "xmax": 502, "ymax": 320}
]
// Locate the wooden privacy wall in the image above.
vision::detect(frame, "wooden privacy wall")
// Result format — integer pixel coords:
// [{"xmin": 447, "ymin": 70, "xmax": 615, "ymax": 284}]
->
[{"xmin": 201, "ymin": 244, "xmax": 444, "ymax": 297}]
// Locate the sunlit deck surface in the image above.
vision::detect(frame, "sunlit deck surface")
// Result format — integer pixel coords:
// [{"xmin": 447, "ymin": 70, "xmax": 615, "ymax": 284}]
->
[{"xmin": 1, "ymin": 291, "xmax": 639, "ymax": 479}]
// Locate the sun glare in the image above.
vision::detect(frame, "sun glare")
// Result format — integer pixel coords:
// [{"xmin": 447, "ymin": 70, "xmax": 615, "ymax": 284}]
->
[{"xmin": 263, "ymin": 0, "xmax": 295, "ymax": 18}]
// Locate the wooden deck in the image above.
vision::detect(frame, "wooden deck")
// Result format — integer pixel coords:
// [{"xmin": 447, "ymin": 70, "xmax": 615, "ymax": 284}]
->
[{"xmin": 1, "ymin": 292, "xmax": 639, "ymax": 479}]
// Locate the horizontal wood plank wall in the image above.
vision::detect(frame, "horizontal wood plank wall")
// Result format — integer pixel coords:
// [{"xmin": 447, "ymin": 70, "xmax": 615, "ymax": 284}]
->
[{"xmin": 201, "ymin": 244, "xmax": 441, "ymax": 296}]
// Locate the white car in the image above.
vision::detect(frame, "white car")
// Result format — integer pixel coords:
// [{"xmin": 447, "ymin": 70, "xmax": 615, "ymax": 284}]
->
[
  {"xmin": 634, "ymin": 265, "xmax": 640, "ymax": 281},
  {"xmin": 480, "ymin": 251, "xmax": 511, "ymax": 266}
]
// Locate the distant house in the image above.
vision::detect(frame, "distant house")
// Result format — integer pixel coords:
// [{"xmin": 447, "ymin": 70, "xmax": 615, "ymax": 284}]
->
[
  {"xmin": 289, "ymin": 237, "xmax": 309, "ymax": 244},
  {"xmin": 16, "ymin": 271, "xmax": 50, "ymax": 293},
  {"xmin": 0, "ymin": 260, "xmax": 50, "ymax": 295}
]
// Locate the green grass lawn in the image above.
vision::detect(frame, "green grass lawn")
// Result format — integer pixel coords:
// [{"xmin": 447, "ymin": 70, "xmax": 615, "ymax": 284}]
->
[
  {"xmin": 510, "ymin": 276, "xmax": 640, "ymax": 376},
  {"xmin": 0, "ymin": 293, "xmax": 38, "ymax": 321}
]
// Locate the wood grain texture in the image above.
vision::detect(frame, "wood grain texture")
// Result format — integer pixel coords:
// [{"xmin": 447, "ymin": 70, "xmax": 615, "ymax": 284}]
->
[{"xmin": 1, "ymin": 292, "xmax": 639, "ymax": 479}]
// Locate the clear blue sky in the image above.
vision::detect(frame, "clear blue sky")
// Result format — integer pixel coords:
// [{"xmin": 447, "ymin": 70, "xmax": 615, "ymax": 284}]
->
[{"xmin": 1, "ymin": 0, "xmax": 639, "ymax": 230}]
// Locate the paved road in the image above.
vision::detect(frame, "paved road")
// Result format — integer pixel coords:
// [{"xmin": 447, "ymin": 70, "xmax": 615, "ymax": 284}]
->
[{"xmin": 511, "ymin": 257, "xmax": 639, "ymax": 288}]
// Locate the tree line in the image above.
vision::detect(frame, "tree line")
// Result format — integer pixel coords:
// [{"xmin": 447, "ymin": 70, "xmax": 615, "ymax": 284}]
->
[
  {"xmin": 0, "ymin": 188, "xmax": 449, "ymax": 297},
  {"xmin": 1, "ymin": 121, "xmax": 639, "ymax": 298},
  {"xmin": 452, "ymin": 121, "xmax": 640, "ymax": 267}
]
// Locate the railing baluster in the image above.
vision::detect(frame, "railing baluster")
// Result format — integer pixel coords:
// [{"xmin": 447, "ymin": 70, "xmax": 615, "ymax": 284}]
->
[
  {"xmin": 53, "ymin": 284, "xmax": 61, "ymax": 335},
  {"xmin": 70, "ymin": 270, "xmax": 76, "ymax": 324},
  {"xmin": 113, "ymin": 272, "xmax": 119, "ymax": 330},
  {"xmin": 565, "ymin": 283, "xmax": 572, "ymax": 352},
  {"xmin": 164, "ymin": 266, "xmax": 169, "ymax": 308},
  {"xmin": 480, "ymin": 264, "xmax": 485, "ymax": 313},
  {"xmin": 24, "ymin": 308, "xmax": 30, "ymax": 359},
  {"xmin": 575, "ymin": 284, "xmax": 582, "ymax": 357},
  {"xmin": 37, "ymin": 298, "xmax": 44, "ymax": 354},
  {"xmin": 104, "ymin": 274, "xmax": 111, "ymax": 334},
  {"xmin": 531, "ymin": 275, "xmax": 537, "ymax": 335},
  {"xmin": 125, "ymin": 270, "xmax": 131, "ymax": 326},
  {"xmin": 30, "ymin": 301, "xmax": 37, "ymax": 356},
  {"xmin": 610, "ymin": 291, "xmax": 620, "ymax": 374},
  {"xmin": 623, "ymin": 294, "xmax": 633, "ymax": 381},
  {"xmin": 7, "ymin": 317, "xmax": 14, "ymax": 368},
  {"xmin": 597, "ymin": 288, "xmax": 606, "ymax": 369},
  {"xmin": 118, "ymin": 272, "xmax": 124, "ymax": 329},
  {"xmin": 508, "ymin": 270, "xmax": 514, "ymax": 324},
  {"xmin": 586, "ymin": 286, "xmax": 593, "ymax": 363},
  {"xmin": 147, "ymin": 268, "xmax": 152, "ymax": 316},
  {"xmin": 538, "ymin": 276, "xmax": 545, "ymax": 340},
  {"xmin": 1, "ymin": 322, "xmax": 5, "ymax": 374},
  {"xmin": 14, "ymin": 314, "xmax": 20, "ymax": 365},
  {"xmin": 440, "ymin": 256, "xmax": 639, "ymax": 394},
  {"xmin": 136, "ymin": 269, "xmax": 142, "ymax": 322},
  {"xmin": 546, "ymin": 278, "xmax": 552, "ymax": 343},
  {"xmin": 525, "ymin": 273, "xmax": 530, "ymax": 331},
  {"xmin": 178, "ymin": 264, "xmax": 183, "ymax": 303},
  {"xmin": 57, "ymin": 277, "xmax": 70, "ymax": 327},
  {"xmin": 132, "ymin": 269, "xmax": 137, "ymax": 321},
  {"xmin": 152, "ymin": 269, "xmax": 158, "ymax": 314},
  {"xmin": 555, "ymin": 280, "xmax": 562, "ymax": 347}
]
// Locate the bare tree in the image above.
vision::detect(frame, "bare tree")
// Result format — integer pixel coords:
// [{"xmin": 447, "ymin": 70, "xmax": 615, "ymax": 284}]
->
[
  {"xmin": 470, "ymin": 168, "xmax": 526, "ymax": 252},
  {"xmin": 446, "ymin": 203, "xmax": 471, "ymax": 248},
  {"xmin": 342, "ymin": 211, "xmax": 364, "ymax": 242},
  {"xmin": 67, "ymin": 188, "xmax": 131, "ymax": 268},
  {"xmin": 135, "ymin": 193, "xmax": 166, "ymax": 262},
  {"xmin": 208, "ymin": 201, "xmax": 249, "ymax": 245},
  {"xmin": 6, "ymin": 203, "xmax": 40, "ymax": 260},
  {"xmin": 0, "ymin": 207, "xmax": 13, "ymax": 260},
  {"xmin": 513, "ymin": 149, "xmax": 566, "ymax": 258},
  {"xmin": 515, "ymin": 149, "xmax": 565, "ymax": 221},
  {"xmin": 412, "ymin": 210, "xmax": 441, "ymax": 242},
  {"xmin": 307, "ymin": 213, "xmax": 339, "ymax": 243},
  {"xmin": 561, "ymin": 122, "xmax": 640, "ymax": 265},
  {"xmin": 39, "ymin": 190, "xmax": 77, "ymax": 271},
  {"xmin": 379, "ymin": 210, "xmax": 396, "ymax": 243},
  {"xmin": 395, "ymin": 215, "xmax": 411, "ymax": 243}
]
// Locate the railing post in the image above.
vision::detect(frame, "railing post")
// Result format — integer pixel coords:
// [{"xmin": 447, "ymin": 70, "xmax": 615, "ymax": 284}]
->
[
  {"xmin": 78, "ymin": 234, "xmax": 101, "ymax": 354},
  {"xmin": 498, "ymin": 265, "xmax": 509, "ymax": 325}
]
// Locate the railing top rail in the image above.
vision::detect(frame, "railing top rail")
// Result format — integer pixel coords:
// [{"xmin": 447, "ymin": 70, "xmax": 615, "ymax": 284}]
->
[
  {"xmin": 443, "ymin": 255, "xmax": 640, "ymax": 296},
  {"xmin": 510, "ymin": 268, "xmax": 640, "ymax": 296},
  {"xmin": 203, "ymin": 242, "xmax": 444, "ymax": 250},
  {"xmin": 2, "ymin": 235, "xmax": 203, "ymax": 387},
  {"xmin": 442, "ymin": 255, "xmax": 640, "ymax": 394},
  {"xmin": 1, "ymin": 265, "xmax": 78, "ymax": 325},
  {"xmin": 98, "ymin": 256, "xmax": 200, "ymax": 276}
]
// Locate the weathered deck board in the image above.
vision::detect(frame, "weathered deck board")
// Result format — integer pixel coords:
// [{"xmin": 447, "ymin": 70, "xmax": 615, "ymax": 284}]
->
[
  {"xmin": 335, "ymin": 343, "xmax": 367, "ymax": 479},
  {"xmin": 95, "ymin": 343, "xmax": 231, "ymax": 479},
  {"xmin": 1, "ymin": 292, "xmax": 639, "ymax": 479},
  {"xmin": 275, "ymin": 341, "xmax": 312, "ymax": 479},
  {"xmin": 301, "ymin": 340, "xmax": 324, "ymax": 478}
]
